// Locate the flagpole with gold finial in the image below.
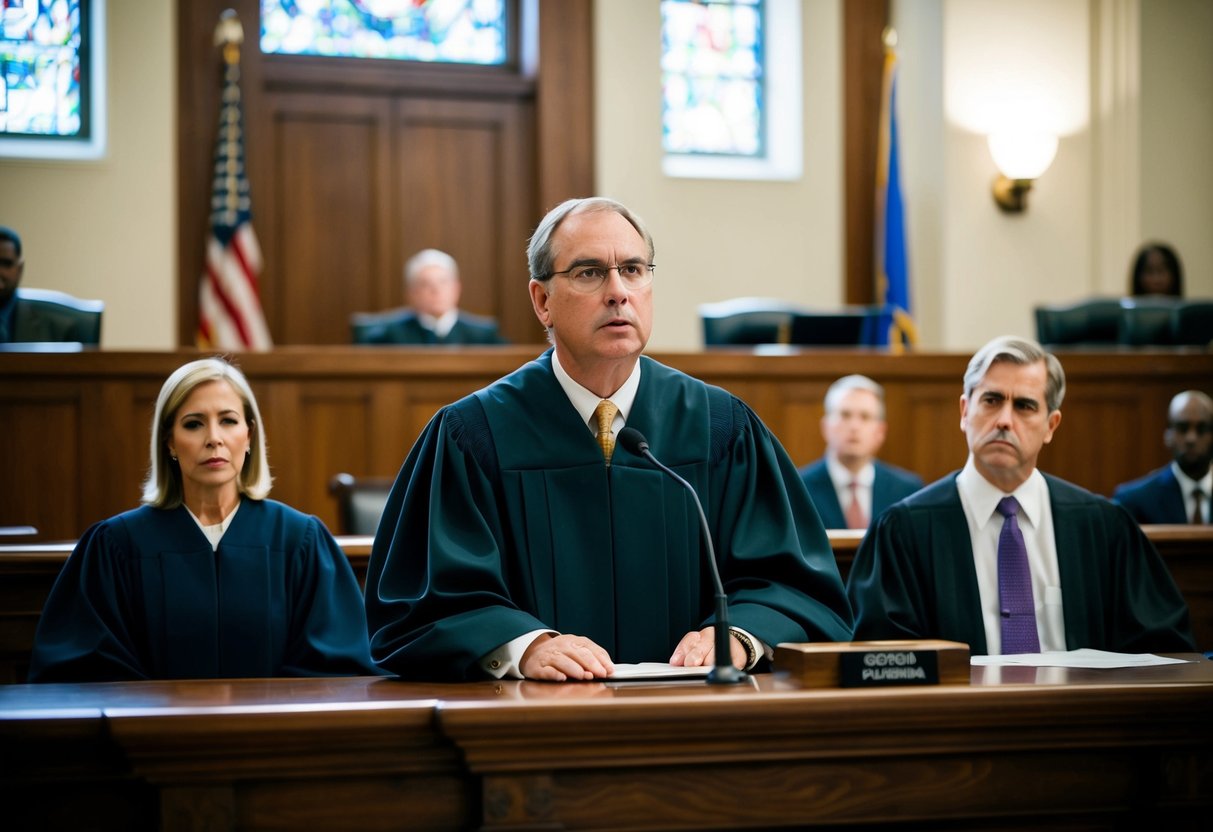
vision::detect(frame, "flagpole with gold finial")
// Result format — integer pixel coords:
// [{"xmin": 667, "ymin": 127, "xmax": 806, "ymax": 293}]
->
[{"xmin": 215, "ymin": 9, "xmax": 244, "ymax": 67}]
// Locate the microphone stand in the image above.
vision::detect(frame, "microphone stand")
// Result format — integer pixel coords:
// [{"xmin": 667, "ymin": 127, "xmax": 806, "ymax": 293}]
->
[{"xmin": 621, "ymin": 428, "xmax": 747, "ymax": 685}]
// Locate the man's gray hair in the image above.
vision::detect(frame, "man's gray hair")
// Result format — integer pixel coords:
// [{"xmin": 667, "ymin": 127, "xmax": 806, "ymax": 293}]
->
[
  {"xmin": 404, "ymin": 248, "xmax": 459, "ymax": 285},
  {"xmin": 964, "ymin": 335, "xmax": 1066, "ymax": 413},
  {"xmin": 824, "ymin": 374, "xmax": 886, "ymax": 420},
  {"xmin": 526, "ymin": 197, "xmax": 655, "ymax": 283}
]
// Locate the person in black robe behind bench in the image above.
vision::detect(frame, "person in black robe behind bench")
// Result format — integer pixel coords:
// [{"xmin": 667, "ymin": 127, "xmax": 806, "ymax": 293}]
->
[
  {"xmin": 847, "ymin": 335, "xmax": 1195, "ymax": 655},
  {"xmin": 29, "ymin": 357, "xmax": 379, "ymax": 681},
  {"xmin": 365, "ymin": 197, "xmax": 853, "ymax": 682}
]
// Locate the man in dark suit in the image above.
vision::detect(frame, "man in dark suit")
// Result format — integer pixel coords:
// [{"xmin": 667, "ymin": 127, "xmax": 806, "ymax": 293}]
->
[
  {"xmin": 1113, "ymin": 390, "xmax": 1212, "ymax": 524},
  {"xmin": 357, "ymin": 248, "xmax": 507, "ymax": 345},
  {"xmin": 0, "ymin": 225, "xmax": 97, "ymax": 344},
  {"xmin": 848, "ymin": 336, "xmax": 1194, "ymax": 655},
  {"xmin": 799, "ymin": 375, "xmax": 923, "ymax": 529}
]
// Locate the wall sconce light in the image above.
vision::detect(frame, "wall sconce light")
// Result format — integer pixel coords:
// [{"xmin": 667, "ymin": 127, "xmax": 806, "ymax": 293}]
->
[{"xmin": 988, "ymin": 131, "xmax": 1058, "ymax": 213}]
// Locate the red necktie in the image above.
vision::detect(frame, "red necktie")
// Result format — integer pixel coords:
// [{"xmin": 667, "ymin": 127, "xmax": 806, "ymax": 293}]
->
[{"xmin": 844, "ymin": 481, "xmax": 867, "ymax": 529}]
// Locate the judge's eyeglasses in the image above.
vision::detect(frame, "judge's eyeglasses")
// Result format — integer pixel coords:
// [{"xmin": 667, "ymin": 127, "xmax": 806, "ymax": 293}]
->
[{"xmin": 545, "ymin": 261, "xmax": 655, "ymax": 294}]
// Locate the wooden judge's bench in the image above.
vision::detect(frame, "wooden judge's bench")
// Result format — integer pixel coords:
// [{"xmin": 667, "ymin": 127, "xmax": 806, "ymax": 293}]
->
[{"xmin": 1, "ymin": 659, "xmax": 1210, "ymax": 831}]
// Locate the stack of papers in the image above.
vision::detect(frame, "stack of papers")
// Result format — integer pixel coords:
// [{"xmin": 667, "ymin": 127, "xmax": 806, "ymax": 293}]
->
[
  {"xmin": 607, "ymin": 663, "xmax": 713, "ymax": 681},
  {"xmin": 970, "ymin": 649, "xmax": 1189, "ymax": 669}
]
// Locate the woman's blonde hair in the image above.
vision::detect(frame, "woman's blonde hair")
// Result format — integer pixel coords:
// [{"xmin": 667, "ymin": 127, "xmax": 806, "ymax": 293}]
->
[{"xmin": 141, "ymin": 357, "xmax": 272, "ymax": 507}]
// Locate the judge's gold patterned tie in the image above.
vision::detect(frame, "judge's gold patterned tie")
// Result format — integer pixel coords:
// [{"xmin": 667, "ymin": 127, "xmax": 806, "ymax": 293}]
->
[{"xmin": 594, "ymin": 399, "xmax": 618, "ymax": 461}]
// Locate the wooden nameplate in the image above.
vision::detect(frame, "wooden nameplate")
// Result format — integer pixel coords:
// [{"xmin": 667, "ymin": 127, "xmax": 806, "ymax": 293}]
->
[{"xmin": 774, "ymin": 640, "xmax": 971, "ymax": 687}]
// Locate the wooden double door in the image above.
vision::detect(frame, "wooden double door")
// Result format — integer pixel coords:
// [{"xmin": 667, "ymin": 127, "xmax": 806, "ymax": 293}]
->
[{"xmin": 176, "ymin": 0, "xmax": 592, "ymax": 347}]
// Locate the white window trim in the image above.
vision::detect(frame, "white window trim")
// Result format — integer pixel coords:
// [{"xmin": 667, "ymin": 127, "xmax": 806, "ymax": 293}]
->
[
  {"xmin": 0, "ymin": 0, "xmax": 107, "ymax": 161},
  {"xmin": 662, "ymin": 0, "xmax": 802, "ymax": 182}
]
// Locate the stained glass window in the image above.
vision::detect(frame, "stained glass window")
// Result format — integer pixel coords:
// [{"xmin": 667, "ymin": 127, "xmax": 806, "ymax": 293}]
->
[
  {"xmin": 1, "ymin": 0, "xmax": 90, "ymax": 139},
  {"xmin": 662, "ymin": 0, "xmax": 764, "ymax": 158},
  {"xmin": 260, "ymin": 0, "xmax": 509, "ymax": 66}
]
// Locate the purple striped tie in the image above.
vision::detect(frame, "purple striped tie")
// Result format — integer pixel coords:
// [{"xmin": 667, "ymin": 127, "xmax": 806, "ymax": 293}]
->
[{"xmin": 996, "ymin": 496, "xmax": 1040, "ymax": 654}]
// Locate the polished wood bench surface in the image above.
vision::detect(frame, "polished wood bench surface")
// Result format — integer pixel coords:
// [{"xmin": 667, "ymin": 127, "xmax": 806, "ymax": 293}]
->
[
  {"xmin": 1, "ymin": 528, "xmax": 1208, "ymax": 685},
  {"xmin": 1, "ymin": 658, "xmax": 1209, "ymax": 831}
]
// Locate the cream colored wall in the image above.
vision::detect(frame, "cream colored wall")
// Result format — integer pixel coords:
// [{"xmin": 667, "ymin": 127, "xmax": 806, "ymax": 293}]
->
[
  {"xmin": 939, "ymin": 0, "xmax": 1094, "ymax": 350},
  {"xmin": 598, "ymin": 0, "xmax": 1212, "ymax": 352},
  {"xmin": 1140, "ymin": 0, "xmax": 1213, "ymax": 296},
  {"xmin": 0, "ymin": 0, "xmax": 176, "ymax": 349},
  {"xmin": 595, "ymin": 0, "xmax": 843, "ymax": 352}
]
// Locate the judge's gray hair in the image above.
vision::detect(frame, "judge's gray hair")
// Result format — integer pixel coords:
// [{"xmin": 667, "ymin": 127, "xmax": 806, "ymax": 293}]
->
[
  {"xmin": 526, "ymin": 197, "xmax": 655, "ymax": 283},
  {"xmin": 963, "ymin": 336, "xmax": 1066, "ymax": 413},
  {"xmin": 404, "ymin": 248, "xmax": 459, "ymax": 286}
]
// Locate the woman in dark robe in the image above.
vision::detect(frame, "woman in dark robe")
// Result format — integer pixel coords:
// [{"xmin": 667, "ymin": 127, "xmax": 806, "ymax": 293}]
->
[{"xmin": 29, "ymin": 357, "xmax": 379, "ymax": 681}]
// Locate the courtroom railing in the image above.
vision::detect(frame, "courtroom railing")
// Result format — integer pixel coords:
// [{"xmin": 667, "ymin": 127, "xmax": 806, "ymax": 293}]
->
[
  {"xmin": 1, "ymin": 527, "xmax": 1207, "ymax": 685},
  {"xmin": 4, "ymin": 347, "xmax": 1211, "ymax": 541}
]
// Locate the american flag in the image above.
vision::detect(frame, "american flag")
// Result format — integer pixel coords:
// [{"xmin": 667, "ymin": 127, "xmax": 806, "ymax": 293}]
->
[{"xmin": 197, "ymin": 44, "xmax": 272, "ymax": 351}]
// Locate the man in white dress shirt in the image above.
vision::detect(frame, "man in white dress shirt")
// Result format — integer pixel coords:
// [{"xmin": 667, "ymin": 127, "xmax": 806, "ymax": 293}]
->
[
  {"xmin": 846, "ymin": 335, "xmax": 1195, "ymax": 655},
  {"xmin": 798, "ymin": 375, "xmax": 923, "ymax": 530}
]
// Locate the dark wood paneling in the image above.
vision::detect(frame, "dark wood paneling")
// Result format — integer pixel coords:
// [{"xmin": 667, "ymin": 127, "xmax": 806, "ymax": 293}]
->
[
  {"xmin": 0, "ymin": 396, "xmax": 80, "ymax": 538},
  {"xmin": 535, "ymin": 0, "xmax": 595, "ymax": 208},
  {"xmin": 392, "ymin": 97, "xmax": 534, "ymax": 339},
  {"xmin": 844, "ymin": 0, "xmax": 890, "ymax": 305},
  {"xmin": 3, "ymin": 348, "xmax": 1210, "ymax": 542},
  {"xmin": 267, "ymin": 95, "xmax": 393, "ymax": 343}
]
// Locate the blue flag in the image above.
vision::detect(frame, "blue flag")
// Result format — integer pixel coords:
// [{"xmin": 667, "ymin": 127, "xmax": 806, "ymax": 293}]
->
[{"xmin": 874, "ymin": 45, "xmax": 917, "ymax": 351}]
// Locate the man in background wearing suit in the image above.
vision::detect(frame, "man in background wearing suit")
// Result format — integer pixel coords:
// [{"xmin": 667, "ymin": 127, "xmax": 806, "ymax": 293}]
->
[
  {"xmin": 1113, "ymin": 390, "xmax": 1213, "ymax": 525},
  {"xmin": 848, "ymin": 335, "xmax": 1194, "ymax": 655},
  {"xmin": 2, "ymin": 225, "xmax": 92, "ymax": 344},
  {"xmin": 358, "ymin": 248, "xmax": 507, "ymax": 345},
  {"xmin": 799, "ymin": 375, "xmax": 923, "ymax": 529}
]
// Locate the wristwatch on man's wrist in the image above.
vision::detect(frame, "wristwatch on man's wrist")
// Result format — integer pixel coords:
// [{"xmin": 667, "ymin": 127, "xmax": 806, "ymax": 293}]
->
[{"xmin": 729, "ymin": 627, "xmax": 758, "ymax": 670}]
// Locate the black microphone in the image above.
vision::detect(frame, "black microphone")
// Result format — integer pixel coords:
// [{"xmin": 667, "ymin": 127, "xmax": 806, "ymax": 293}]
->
[{"xmin": 617, "ymin": 427, "xmax": 747, "ymax": 684}]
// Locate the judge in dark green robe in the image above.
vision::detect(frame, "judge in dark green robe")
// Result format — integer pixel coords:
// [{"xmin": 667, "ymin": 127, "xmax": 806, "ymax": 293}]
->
[
  {"xmin": 29, "ymin": 357, "xmax": 379, "ymax": 682},
  {"xmin": 848, "ymin": 473, "xmax": 1196, "ymax": 653},
  {"xmin": 847, "ymin": 335, "xmax": 1195, "ymax": 655},
  {"xmin": 365, "ymin": 198, "xmax": 853, "ymax": 682},
  {"xmin": 30, "ymin": 500, "xmax": 380, "ymax": 681}
]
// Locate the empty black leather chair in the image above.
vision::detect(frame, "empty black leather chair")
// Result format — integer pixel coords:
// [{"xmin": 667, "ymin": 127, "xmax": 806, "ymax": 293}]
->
[
  {"xmin": 1171, "ymin": 300, "xmax": 1213, "ymax": 347},
  {"xmin": 1119, "ymin": 297, "xmax": 1180, "ymax": 346},
  {"xmin": 789, "ymin": 307, "xmax": 882, "ymax": 346},
  {"xmin": 9, "ymin": 287, "xmax": 104, "ymax": 345},
  {"xmin": 699, "ymin": 297, "xmax": 809, "ymax": 346},
  {"xmin": 328, "ymin": 473, "xmax": 394, "ymax": 536},
  {"xmin": 1033, "ymin": 298, "xmax": 1122, "ymax": 347}
]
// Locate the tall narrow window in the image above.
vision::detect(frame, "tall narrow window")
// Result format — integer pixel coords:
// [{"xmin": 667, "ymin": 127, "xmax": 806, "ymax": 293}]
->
[
  {"xmin": 260, "ymin": 0, "xmax": 509, "ymax": 65},
  {"xmin": 0, "ymin": 0, "xmax": 106, "ymax": 159},
  {"xmin": 661, "ymin": 0, "xmax": 800, "ymax": 181},
  {"xmin": 662, "ymin": 0, "xmax": 764, "ymax": 158}
]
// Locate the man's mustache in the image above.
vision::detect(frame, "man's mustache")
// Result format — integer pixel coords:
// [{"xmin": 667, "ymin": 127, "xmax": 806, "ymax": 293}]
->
[{"xmin": 980, "ymin": 429, "xmax": 1020, "ymax": 449}]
